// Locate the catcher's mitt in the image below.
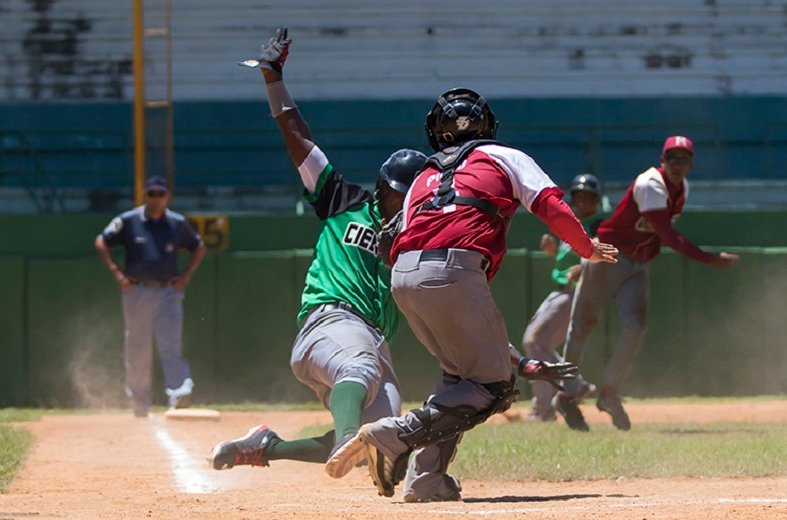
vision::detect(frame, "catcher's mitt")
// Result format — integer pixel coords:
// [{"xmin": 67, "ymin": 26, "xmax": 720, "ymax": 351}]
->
[
  {"xmin": 517, "ymin": 357, "xmax": 578, "ymax": 391},
  {"xmin": 378, "ymin": 209, "xmax": 404, "ymax": 267}
]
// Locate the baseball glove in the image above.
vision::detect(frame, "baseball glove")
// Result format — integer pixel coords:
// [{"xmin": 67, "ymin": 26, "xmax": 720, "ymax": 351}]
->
[
  {"xmin": 517, "ymin": 357, "xmax": 578, "ymax": 391},
  {"xmin": 239, "ymin": 26, "xmax": 292, "ymax": 71},
  {"xmin": 378, "ymin": 209, "xmax": 404, "ymax": 267}
]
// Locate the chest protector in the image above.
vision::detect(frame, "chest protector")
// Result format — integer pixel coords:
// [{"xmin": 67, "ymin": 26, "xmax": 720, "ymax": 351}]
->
[{"xmin": 417, "ymin": 139, "xmax": 503, "ymax": 219}]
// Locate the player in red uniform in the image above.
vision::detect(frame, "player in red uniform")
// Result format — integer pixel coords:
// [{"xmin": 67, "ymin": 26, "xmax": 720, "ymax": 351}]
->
[
  {"xmin": 554, "ymin": 136, "xmax": 740, "ymax": 432},
  {"xmin": 333, "ymin": 87, "xmax": 618, "ymax": 501}
]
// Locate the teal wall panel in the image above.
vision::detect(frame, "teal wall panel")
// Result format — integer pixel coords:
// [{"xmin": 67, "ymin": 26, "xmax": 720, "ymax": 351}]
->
[
  {"xmin": 0, "ymin": 255, "xmax": 26, "ymax": 406},
  {"xmin": 3, "ymin": 97, "xmax": 787, "ymax": 189}
]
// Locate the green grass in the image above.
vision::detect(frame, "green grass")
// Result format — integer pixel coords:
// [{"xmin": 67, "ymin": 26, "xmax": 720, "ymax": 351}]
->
[
  {"xmin": 0, "ymin": 408, "xmax": 49, "ymax": 423},
  {"xmin": 296, "ymin": 400, "xmax": 787, "ymax": 481},
  {"xmin": 0, "ymin": 427, "xmax": 33, "ymax": 492},
  {"xmin": 0, "ymin": 408, "xmax": 42, "ymax": 493},
  {"xmin": 452, "ymin": 421, "xmax": 787, "ymax": 481}
]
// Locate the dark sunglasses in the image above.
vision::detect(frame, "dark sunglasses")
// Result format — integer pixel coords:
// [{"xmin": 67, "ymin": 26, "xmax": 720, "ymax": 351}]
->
[
  {"xmin": 664, "ymin": 155, "xmax": 692, "ymax": 165},
  {"xmin": 146, "ymin": 190, "xmax": 167, "ymax": 198}
]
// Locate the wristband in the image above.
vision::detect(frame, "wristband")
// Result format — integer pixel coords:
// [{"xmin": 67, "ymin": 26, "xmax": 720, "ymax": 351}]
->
[{"xmin": 266, "ymin": 80, "xmax": 297, "ymax": 117}]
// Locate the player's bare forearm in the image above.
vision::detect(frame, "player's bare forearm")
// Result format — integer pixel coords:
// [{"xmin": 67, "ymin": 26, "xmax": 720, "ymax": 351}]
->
[
  {"xmin": 259, "ymin": 55, "xmax": 314, "ymax": 166},
  {"xmin": 507, "ymin": 343, "xmax": 523, "ymax": 367},
  {"xmin": 540, "ymin": 233, "xmax": 558, "ymax": 257}
]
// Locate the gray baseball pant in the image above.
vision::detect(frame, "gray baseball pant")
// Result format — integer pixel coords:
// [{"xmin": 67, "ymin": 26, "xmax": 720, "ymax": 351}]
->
[
  {"xmin": 522, "ymin": 286, "xmax": 574, "ymax": 414},
  {"xmin": 122, "ymin": 285, "xmax": 192, "ymax": 409},
  {"xmin": 562, "ymin": 255, "xmax": 649, "ymax": 396},
  {"xmin": 290, "ymin": 306, "xmax": 401, "ymax": 422},
  {"xmin": 369, "ymin": 249, "xmax": 513, "ymax": 499}
]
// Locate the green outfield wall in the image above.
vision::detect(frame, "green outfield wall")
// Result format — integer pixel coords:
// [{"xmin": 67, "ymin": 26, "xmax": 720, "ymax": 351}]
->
[{"xmin": 1, "ymin": 213, "xmax": 786, "ymax": 407}]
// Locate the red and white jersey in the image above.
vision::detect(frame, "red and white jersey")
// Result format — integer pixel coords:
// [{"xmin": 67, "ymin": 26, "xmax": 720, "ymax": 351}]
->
[
  {"xmin": 597, "ymin": 167, "xmax": 687, "ymax": 263},
  {"xmin": 391, "ymin": 144, "xmax": 560, "ymax": 279}
]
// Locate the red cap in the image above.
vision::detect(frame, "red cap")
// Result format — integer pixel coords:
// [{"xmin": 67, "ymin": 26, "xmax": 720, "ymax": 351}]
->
[{"xmin": 662, "ymin": 135, "xmax": 694, "ymax": 155}]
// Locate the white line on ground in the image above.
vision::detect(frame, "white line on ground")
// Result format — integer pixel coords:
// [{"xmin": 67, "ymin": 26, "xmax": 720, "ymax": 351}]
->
[
  {"xmin": 154, "ymin": 426, "xmax": 218, "ymax": 494},
  {"xmin": 425, "ymin": 497, "xmax": 787, "ymax": 516}
]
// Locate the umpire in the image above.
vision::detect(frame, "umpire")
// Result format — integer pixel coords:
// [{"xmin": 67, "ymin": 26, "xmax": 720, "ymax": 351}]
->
[{"xmin": 94, "ymin": 176, "xmax": 206, "ymax": 417}]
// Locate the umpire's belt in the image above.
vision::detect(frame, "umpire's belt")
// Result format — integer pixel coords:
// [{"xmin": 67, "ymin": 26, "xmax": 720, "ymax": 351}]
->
[
  {"xmin": 419, "ymin": 248, "xmax": 490, "ymax": 272},
  {"xmin": 131, "ymin": 279, "xmax": 168, "ymax": 288},
  {"xmin": 308, "ymin": 302, "xmax": 380, "ymax": 331}
]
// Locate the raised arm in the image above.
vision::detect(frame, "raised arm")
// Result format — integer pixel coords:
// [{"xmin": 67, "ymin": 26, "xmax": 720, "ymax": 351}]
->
[{"xmin": 242, "ymin": 27, "xmax": 316, "ymax": 172}]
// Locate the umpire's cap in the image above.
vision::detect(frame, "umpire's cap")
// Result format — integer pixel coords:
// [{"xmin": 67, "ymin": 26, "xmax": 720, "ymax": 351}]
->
[
  {"xmin": 379, "ymin": 149, "xmax": 428, "ymax": 194},
  {"xmin": 569, "ymin": 174, "xmax": 601, "ymax": 196}
]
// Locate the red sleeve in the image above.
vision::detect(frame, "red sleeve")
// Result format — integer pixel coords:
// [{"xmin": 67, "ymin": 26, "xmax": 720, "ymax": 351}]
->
[
  {"xmin": 641, "ymin": 210, "xmax": 716, "ymax": 264},
  {"xmin": 531, "ymin": 189, "xmax": 594, "ymax": 259}
]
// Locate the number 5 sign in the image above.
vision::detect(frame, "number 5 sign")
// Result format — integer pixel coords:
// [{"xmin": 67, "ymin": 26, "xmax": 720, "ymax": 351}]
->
[{"xmin": 186, "ymin": 215, "xmax": 230, "ymax": 251}]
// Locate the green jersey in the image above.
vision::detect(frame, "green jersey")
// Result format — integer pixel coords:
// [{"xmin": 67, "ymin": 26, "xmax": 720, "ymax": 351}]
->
[
  {"xmin": 550, "ymin": 215, "xmax": 601, "ymax": 286},
  {"xmin": 297, "ymin": 162, "xmax": 398, "ymax": 342}
]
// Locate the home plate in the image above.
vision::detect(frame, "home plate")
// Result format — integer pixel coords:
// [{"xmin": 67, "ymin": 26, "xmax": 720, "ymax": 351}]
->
[{"xmin": 164, "ymin": 408, "xmax": 221, "ymax": 421}]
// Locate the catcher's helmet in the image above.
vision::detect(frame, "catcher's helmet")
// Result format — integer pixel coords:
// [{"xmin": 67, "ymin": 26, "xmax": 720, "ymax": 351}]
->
[
  {"xmin": 569, "ymin": 174, "xmax": 601, "ymax": 196},
  {"xmin": 425, "ymin": 88, "xmax": 499, "ymax": 152},
  {"xmin": 379, "ymin": 149, "xmax": 427, "ymax": 194}
]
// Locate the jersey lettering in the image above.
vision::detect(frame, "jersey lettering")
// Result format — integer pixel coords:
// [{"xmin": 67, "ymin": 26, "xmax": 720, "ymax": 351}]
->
[
  {"xmin": 634, "ymin": 216, "xmax": 655, "ymax": 233},
  {"xmin": 425, "ymin": 172, "xmax": 442, "ymax": 188},
  {"xmin": 343, "ymin": 222, "xmax": 379, "ymax": 256}
]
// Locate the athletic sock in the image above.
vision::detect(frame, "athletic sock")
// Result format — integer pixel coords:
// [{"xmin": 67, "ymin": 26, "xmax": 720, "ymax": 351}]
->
[
  {"xmin": 266, "ymin": 431, "xmax": 333, "ymax": 463},
  {"xmin": 328, "ymin": 381, "xmax": 368, "ymax": 438}
]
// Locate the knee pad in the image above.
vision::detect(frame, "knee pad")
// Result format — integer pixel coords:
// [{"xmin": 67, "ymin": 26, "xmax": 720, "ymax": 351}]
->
[{"xmin": 398, "ymin": 376, "xmax": 518, "ymax": 449}]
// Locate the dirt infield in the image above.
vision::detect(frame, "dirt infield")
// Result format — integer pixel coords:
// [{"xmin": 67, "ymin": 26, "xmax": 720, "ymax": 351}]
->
[{"xmin": 3, "ymin": 401, "xmax": 786, "ymax": 519}]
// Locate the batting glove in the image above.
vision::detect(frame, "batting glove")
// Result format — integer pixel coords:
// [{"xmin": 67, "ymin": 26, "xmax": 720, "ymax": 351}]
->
[{"xmin": 239, "ymin": 26, "xmax": 291, "ymax": 72}]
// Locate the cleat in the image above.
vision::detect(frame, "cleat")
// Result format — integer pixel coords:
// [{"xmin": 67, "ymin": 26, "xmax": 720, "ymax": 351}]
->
[
  {"xmin": 325, "ymin": 431, "xmax": 367, "ymax": 479},
  {"xmin": 403, "ymin": 475, "xmax": 462, "ymax": 503},
  {"xmin": 553, "ymin": 393, "xmax": 590, "ymax": 431},
  {"xmin": 210, "ymin": 425, "xmax": 280, "ymax": 470},
  {"xmin": 173, "ymin": 394, "xmax": 191, "ymax": 409},
  {"xmin": 358, "ymin": 423, "xmax": 410, "ymax": 498},
  {"xmin": 596, "ymin": 394, "xmax": 631, "ymax": 431},
  {"xmin": 575, "ymin": 380, "xmax": 597, "ymax": 402},
  {"xmin": 525, "ymin": 409, "xmax": 557, "ymax": 422}
]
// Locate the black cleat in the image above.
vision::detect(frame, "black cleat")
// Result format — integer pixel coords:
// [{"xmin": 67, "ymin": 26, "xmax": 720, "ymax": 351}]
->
[
  {"xmin": 596, "ymin": 394, "xmax": 631, "ymax": 431},
  {"xmin": 553, "ymin": 393, "xmax": 590, "ymax": 431}
]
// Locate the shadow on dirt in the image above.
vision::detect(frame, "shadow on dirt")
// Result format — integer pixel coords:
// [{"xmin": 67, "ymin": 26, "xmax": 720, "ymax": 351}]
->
[{"xmin": 463, "ymin": 493, "xmax": 634, "ymax": 503}]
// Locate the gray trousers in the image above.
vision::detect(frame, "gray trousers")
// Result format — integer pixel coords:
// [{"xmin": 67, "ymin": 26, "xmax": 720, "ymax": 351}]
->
[
  {"xmin": 522, "ymin": 286, "xmax": 573, "ymax": 413},
  {"xmin": 387, "ymin": 249, "xmax": 513, "ymax": 500},
  {"xmin": 290, "ymin": 306, "xmax": 401, "ymax": 422},
  {"xmin": 563, "ymin": 255, "xmax": 650, "ymax": 396},
  {"xmin": 122, "ymin": 285, "xmax": 192, "ymax": 409}
]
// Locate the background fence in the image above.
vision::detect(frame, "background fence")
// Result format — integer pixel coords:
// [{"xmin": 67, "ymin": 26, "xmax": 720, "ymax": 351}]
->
[{"xmin": 2, "ymin": 212, "xmax": 785, "ymax": 407}]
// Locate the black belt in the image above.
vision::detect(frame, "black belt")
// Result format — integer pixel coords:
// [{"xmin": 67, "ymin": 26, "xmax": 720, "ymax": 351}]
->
[
  {"xmin": 307, "ymin": 302, "xmax": 380, "ymax": 331},
  {"xmin": 419, "ymin": 249, "xmax": 490, "ymax": 272},
  {"xmin": 132, "ymin": 279, "xmax": 168, "ymax": 288}
]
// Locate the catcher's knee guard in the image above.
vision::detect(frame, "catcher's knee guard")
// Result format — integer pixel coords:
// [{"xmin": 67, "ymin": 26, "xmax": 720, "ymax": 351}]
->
[{"xmin": 398, "ymin": 375, "xmax": 518, "ymax": 449}]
